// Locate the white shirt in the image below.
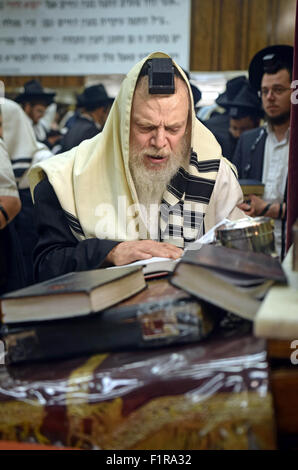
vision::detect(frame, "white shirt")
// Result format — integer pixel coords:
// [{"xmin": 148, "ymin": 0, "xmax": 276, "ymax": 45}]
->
[
  {"xmin": 262, "ymin": 124, "xmax": 289, "ymax": 256},
  {"xmin": 0, "ymin": 139, "xmax": 19, "ymax": 198}
]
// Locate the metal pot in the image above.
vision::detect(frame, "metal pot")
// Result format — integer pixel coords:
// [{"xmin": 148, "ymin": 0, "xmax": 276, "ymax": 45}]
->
[{"xmin": 215, "ymin": 217, "xmax": 276, "ymax": 256}]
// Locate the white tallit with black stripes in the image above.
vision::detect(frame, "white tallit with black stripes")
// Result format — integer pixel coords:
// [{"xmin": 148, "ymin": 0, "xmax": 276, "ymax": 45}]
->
[
  {"xmin": 29, "ymin": 52, "xmax": 244, "ymax": 248},
  {"xmin": 1, "ymin": 98, "xmax": 52, "ymax": 190}
]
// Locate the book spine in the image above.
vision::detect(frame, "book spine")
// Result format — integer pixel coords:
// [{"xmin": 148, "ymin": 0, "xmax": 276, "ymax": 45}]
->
[
  {"xmin": 2, "ymin": 319, "xmax": 141, "ymax": 364},
  {"xmin": 1, "ymin": 300, "xmax": 214, "ymax": 364}
]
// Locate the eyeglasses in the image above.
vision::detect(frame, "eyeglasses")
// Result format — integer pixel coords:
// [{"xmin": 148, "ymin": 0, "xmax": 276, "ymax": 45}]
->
[{"xmin": 258, "ymin": 86, "xmax": 291, "ymax": 97}]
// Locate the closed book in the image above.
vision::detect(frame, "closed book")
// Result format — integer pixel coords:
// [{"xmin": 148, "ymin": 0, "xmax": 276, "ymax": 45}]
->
[
  {"xmin": 170, "ymin": 245, "xmax": 285, "ymax": 321},
  {"xmin": 0, "ymin": 279, "xmax": 217, "ymax": 364},
  {"xmin": 178, "ymin": 244, "xmax": 286, "ymax": 282},
  {"xmin": 0, "ymin": 266, "xmax": 146, "ymax": 324},
  {"xmin": 239, "ymin": 179, "xmax": 265, "ymax": 197}
]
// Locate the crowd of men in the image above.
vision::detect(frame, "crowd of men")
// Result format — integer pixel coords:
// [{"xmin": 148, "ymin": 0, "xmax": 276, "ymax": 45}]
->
[{"xmin": 0, "ymin": 44, "xmax": 293, "ymax": 294}]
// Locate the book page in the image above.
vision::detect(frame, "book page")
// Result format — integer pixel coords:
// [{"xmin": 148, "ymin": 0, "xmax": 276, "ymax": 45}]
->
[
  {"xmin": 185, "ymin": 218, "xmax": 231, "ymax": 250},
  {"xmin": 107, "ymin": 257, "xmax": 180, "ymax": 274}
]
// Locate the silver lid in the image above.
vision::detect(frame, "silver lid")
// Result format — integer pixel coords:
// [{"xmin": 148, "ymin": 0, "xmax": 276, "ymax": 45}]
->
[
  {"xmin": 215, "ymin": 217, "xmax": 276, "ymax": 256},
  {"xmin": 216, "ymin": 217, "xmax": 274, "ymax": 239}
]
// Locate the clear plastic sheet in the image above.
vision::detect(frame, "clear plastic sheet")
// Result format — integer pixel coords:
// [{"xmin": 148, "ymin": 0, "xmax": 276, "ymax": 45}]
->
[{"xmin": 0, "ymin": 317, "xmax": 276, "ymax": 450}]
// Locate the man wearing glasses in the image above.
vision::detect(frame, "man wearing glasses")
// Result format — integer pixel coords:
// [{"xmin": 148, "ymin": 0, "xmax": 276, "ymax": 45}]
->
[{"xmin": 233, "ymin": 45, "xmax": 293, "ymax": 259}]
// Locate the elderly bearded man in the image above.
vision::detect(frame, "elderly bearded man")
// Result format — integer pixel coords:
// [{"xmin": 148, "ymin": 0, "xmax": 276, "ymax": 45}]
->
[{"xmin": 29, "ymin": 53, "xmax": 244, "ymax": 282}]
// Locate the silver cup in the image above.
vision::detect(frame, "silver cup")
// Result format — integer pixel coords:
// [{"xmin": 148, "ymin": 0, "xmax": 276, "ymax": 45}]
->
[{"xmin": 215, "ymin": 217, "xmax": 276, "ymax": 256}]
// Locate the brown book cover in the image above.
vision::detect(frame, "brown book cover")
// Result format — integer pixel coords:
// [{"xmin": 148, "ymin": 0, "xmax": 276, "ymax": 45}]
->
[
  {"xmin": 170, "ymin": 245, "xmax": 286, "ymax": 321},
  {"xmin": 180, "ymin": 244, "xmax": 286, "ymax": 282},
  {"xmin": 0, "ymin": 266, "xmax": 146, "ymax": 324},
  {"xmin": 239, "ymin": 179, "xmax": 265, "ymax": 197}
]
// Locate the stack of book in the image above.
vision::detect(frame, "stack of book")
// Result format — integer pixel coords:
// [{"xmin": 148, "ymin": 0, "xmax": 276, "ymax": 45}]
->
[
  {"xmin": 170, "ymin": 244, "xmax": 286, "ymax": 321},
  {"xmin": 0, "ymin": 243, "xmax": 287, "ymax": 365},
  {"xmin": 0, "ymin": 265, "xmax": 216, "ymax": 364}
]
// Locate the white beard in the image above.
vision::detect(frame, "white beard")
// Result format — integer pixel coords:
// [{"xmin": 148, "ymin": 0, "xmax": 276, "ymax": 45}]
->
[{"xmin": 129, "ymin": 136, "xmax": 190, "ymax": 238}]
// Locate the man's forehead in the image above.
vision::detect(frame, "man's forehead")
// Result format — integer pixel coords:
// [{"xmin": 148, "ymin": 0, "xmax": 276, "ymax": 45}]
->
[
  {"xmin": 261, "ymin": 69, "xmax": 291, "ymax": 86},
  {"xmin": 230, "ymin": 116, "xmax": 255, "ymax": 125}
]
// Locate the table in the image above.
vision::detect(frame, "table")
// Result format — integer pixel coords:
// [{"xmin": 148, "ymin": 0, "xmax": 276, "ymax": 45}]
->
[{"xmin": 0, "ymin": 302, "xmax": 276, "ymax": 450}]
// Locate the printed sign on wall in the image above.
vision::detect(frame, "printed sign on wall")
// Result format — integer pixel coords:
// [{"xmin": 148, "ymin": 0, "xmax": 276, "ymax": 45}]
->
[{"xmin": 0, "ymin": 0, "xmax": 190, "ymax": 75}]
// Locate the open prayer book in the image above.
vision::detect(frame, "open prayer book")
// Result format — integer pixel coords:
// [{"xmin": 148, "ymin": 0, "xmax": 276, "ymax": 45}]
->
[
  {"xmin": 108, "ymin": 256, "xmax": 180, "ymax": 278},
  {"xmin": 107, "ymin": 219, "xmax": 234, "ymax": 277}
]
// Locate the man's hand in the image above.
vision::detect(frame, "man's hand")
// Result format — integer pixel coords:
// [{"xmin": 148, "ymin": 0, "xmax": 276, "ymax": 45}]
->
[
  {"xmin": 105, "ymin": 240, "xmax": 183, "ymax": 266},
  {"xmin": 0, "ymin": 195, "xmax": 21, "ymax": 229},
  {"xmin": 237, "ymin": 194, "xmax": 270, "ymax": 217}
]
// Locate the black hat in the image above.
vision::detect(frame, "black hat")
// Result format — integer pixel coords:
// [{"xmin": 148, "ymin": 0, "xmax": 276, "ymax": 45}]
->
[
  {"xmin": 77, "ymin": 84, "xmax": 113, "ymax": 110},
  {"xmin": 15, "ymin": 79, "xmax": 56, "ymax": 105},
  {"xmin": 220, "ymin": 79, "xmax": 263, "ymax": 119},
  {"xmin": 216, "ymin": 75, "xmax": 247, "ymax": 107},
  {"xmin": 76, "ymin": 92, "xmax": 85, "ymax": 108},
  {"xmin": 182, "ymin": 69, "xmax": 202, "ymax": 106},
  {"xmin": 190, "ymin": 83, "xmax": 202, "ymax": 106},
  {"xmin": 249, "ymin": 44, "xmax": 294, "ymax": 91}
]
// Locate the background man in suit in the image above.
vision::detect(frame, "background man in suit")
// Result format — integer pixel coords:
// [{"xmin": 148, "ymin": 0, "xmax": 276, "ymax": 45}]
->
[
  {"xmin": 58, "ymin": 84, "xmax": 114, "ymax": 153},
  {"xmin": 233, "ymin": 45, "xmax": 293, "ymax": 258},
  {"xmin": 209, "ymin": 78, "xmax": 262, "ymax": 161},
  {"xmin": 203, "ymin": 75, "xmax": 248, "ymax": 137}
]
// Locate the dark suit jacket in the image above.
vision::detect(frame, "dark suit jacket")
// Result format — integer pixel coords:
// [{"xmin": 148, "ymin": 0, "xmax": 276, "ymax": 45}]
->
[
  {"xmin": 60, "ymin": 115, "xmax": 101, "ymax": 153},
  {"xmin": 212, "ymin": 129, "xmax": 238, "ymax": 162},
  {"xmin": 204, "ymin": 112, "xmax": 230, "ymax": 135},
  {"xmin": 32, "ymin": 178, "xmax": 119, "ymax": 282},
  {"xmin": 232, "ymin": 127, "xmax": 267, "ymax": 179}
]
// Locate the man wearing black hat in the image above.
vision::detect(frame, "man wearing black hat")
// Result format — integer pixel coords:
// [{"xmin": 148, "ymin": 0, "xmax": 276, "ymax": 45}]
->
[
  {"xmin": 204, "ymin": 75, "xmax": 248, "ymax": 137},
  {"xmin": 233, "ymin": 45, "xmax": 293, "ymax": 258},
  {"xmin": 182, "ymin": 69, "xmax": 202, "ymax": 112},
  {"xmin": 15, "ymin": 79, "xmax": 56, "ymax": 143},
  {"xmin": 59, "ymin": 84, "xmax": 113, "ymax": 153},
  {"xmin": 209, "ymin": 78, "xmax": 262, "ymax": 161}
]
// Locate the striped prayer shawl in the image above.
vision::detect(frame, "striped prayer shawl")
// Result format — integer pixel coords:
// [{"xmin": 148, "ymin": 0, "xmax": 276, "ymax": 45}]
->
[
  {"xmin": 160, "ymin": 152, "xmax": 221, "ymax": 248},
  {"xmin": 10, "ymin": 157, "xmax": 32, "ymax": 186},
  {"xmin": 58, "ymin": 151, "xmax": 222, "ymax": 248}
]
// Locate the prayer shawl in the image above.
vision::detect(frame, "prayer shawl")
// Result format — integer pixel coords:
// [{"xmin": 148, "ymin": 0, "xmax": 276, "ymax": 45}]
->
[
  {"xmin": 29, "ymin": 52, "xmax": 240, "ymax": 248},
  {"xmin": 1, "ymin": 98, "xmax": 52, "ymax": 190}
]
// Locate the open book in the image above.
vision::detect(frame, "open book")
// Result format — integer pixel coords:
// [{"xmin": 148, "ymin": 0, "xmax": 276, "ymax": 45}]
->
[
  {"xmin": 107, "ymin": 219, "xmax": 235, "ymax": 277},
  {"xmin": 108, "ymin": 256, "xmax": 180, "ymax": 278}
]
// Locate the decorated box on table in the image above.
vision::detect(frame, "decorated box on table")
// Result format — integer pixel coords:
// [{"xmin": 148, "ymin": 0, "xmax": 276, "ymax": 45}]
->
[{"xmin": 0, "ymin": 324, "xmax": 276, "ymax": 450}]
